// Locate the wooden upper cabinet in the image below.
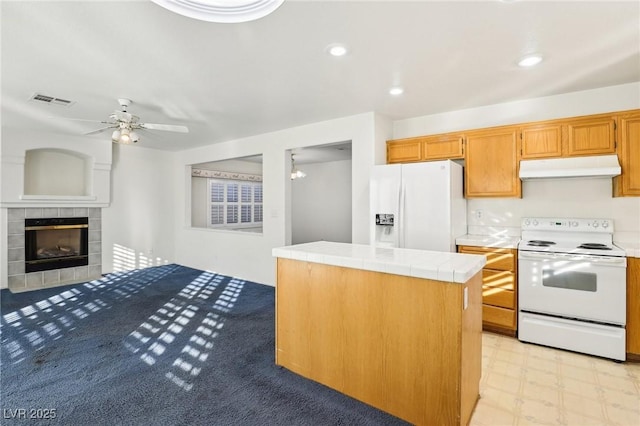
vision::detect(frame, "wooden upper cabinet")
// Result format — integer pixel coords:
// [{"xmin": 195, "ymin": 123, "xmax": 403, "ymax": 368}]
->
[
  {"xmin": 386, "ymin": 109, "xmax": 638, "ymax": 197},
  {"xmin": 422, "ymin": 134, "xmax": 464, "ymax": 160},
  {"xmin": 614, "ymin": 112, "xmax": 640, "ymax": 197},
  {"xmin": 464, "ymin": 127, "xmax": 521, "ymax": 198},
  {"xmin": 566, "ymin": 116, "xmax": 616, "ymax": 156},
  {"xmin": 520, "ymin": 124, "xmax": 563, "ymax": 159},
  {"xmin": 387, "ymin": 138, "xmax": 422, "ymax": 163},
  {"xmin": 387, "ymin": 133, "xmax": 464, "ymax": 163}
]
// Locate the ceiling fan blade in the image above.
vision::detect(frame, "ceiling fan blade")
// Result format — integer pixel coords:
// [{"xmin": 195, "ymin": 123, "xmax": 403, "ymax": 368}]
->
[
  {"xmin": 139, "ymin": 123, "xmax": 189, "ymax": 133},
  {"xmin": 56, "ymin": 117, "xmax": 115, "ymax": 125},
  {"xmin": 84, "ymin": 125, "xmax": 118, "ymax": 135}
]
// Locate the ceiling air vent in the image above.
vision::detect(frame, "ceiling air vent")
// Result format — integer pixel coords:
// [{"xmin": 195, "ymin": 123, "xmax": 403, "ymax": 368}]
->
[{"xmin": 29, "ymin": 93, "xmax": 75, "ymax": 107}]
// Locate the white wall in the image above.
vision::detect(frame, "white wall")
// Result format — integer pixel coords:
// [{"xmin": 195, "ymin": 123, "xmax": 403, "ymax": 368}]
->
[
  {"xmin": 191, "ymin": 177, "xmax": 208, "ymax": 228},
  {"xmin": 393, "ymin": 82, "xmax": 640, "ymax": 242},
  {"xmin": 292, "ymin": 159, "xmax": 352, "ymax": 245},
  {"xmin": 393, "ymin": 82, "xmax": 640, "ymax": 139},
  {"xmin": 24, "ymin": 149, "xmax": 88, "ymax": 196},
  {"xmin": 101, "ymin": 144, "xmax": 175, "ymax": 273},
  {"xmin": 174, "ymin": 112, "xmax": 390, "ymax": 286}
]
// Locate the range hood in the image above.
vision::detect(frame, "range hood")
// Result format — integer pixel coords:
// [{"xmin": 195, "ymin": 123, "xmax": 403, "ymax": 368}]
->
[{"xmin": 519, "ymin": 154, "xmax": 621, "ymax": 180}]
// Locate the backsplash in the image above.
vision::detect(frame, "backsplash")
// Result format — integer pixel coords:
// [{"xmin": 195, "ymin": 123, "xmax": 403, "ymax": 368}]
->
[{"xmin": 467, "ymin": 177, "xmax": 640, "ymax": 241}]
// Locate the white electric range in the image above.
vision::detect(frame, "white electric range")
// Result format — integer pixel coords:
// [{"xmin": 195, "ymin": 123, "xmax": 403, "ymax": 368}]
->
[{"xmin": 517, "ymin": 217, "xmax": 627, "ymax": 361}]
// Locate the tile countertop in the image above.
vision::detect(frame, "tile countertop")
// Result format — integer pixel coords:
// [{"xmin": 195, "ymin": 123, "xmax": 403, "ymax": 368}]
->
[
  {"xmin": 614, "ymin": 241, "xmax": 640, "ymax": 258},
  {"xmin": 457, "ymin": 234, "xmax": 640, "ymax": 258},
  {"xmin": 272, "ymin": 241, "xmax": 486, "ymax": 284},
  {"xmin": 455, "ymin": 234, "xmax": 521, "ymax": 249}
]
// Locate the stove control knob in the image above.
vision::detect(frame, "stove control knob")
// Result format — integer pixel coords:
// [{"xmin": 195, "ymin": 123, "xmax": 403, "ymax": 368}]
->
[
  {"xmin": 532, "ymin": 219, "xmax": 538, "ymax": 226},
  {"xmin": 524, "ymin": 219, "xmax": 530, "ymax": 226},
  {"xmin": 593, "ymin": 221, "xmax": 599, "ymax": 228},
  {"xmin": 602, "ymin": 221, "xmax": 609, "ymax": 228},
  {"xmin": 571, "ymin": 221, "xmax": 579, "ymax": 228}
]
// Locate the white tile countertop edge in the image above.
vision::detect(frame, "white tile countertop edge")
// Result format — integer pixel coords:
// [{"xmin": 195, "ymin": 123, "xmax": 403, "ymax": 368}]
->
[
  {"xmin": 614, "ymin": 241, "xmax": 640, "ymax": 258},
  {"xmin": 272, "ymin": 241, "xmax": 486, "ymax": 284},
  {"xmin": 457, "ymin": 234, "xmax": 640, "ymax": 258},
  {"xmin": 455, "ymin": 234, "xmax": 521, "ymax": 249}
]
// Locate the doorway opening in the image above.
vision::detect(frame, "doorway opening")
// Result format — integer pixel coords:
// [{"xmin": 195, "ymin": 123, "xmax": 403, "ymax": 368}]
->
[{"xmin": 290, "ymin": 142, "xmax": 352, "ymax": 245}]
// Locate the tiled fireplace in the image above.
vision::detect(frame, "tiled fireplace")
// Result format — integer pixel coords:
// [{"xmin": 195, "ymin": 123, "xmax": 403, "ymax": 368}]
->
[{"xmin": 7, "ymin": 207, "xmax": 102, "ymax": 292}]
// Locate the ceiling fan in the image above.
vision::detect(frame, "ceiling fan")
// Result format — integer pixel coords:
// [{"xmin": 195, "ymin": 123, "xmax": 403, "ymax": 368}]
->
[{"xmin": 69, "ymin": 98, "xmax": 189, "ymax": 144}]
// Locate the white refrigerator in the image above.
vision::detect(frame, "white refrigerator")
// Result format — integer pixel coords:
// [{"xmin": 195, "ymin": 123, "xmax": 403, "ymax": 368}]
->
[{"xmin": 370, "ymin": 160, "xmax": 467, "ymax": 252}]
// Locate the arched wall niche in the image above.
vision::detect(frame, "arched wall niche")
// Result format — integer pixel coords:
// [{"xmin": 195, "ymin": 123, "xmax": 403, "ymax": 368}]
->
[{"xmin": 24, "ymin": 148, "xmax": 92, "ymax": 196}]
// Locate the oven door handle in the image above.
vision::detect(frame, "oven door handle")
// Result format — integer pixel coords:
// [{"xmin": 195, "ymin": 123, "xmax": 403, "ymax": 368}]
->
[
  {"xmin": 519, "ymin": 251, "xmax": 627, "ymax": 266},
  {"xmin": 588, "ymin": 256, "xmax": 627, "ymax": 266},
  {"xmin": 519, "ymin": 251, "xmax": 557, "ymax": 260}
]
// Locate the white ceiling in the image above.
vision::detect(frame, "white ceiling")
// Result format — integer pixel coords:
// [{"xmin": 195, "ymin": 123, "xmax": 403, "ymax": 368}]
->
[{"xmin": 2, "ymin": 0, "xmax": 639, "ymax": 152}]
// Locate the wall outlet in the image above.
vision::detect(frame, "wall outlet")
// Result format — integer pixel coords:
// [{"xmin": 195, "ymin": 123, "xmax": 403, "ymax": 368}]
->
[{"xmin": 474, "ymin": 210, "xmax": 483, "ymax": 220}]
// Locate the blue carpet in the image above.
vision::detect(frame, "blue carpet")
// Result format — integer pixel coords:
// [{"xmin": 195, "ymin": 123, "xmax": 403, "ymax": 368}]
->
[{"xmin": 1, "ymin": 264, "xmax": 408, "ymax": 425}]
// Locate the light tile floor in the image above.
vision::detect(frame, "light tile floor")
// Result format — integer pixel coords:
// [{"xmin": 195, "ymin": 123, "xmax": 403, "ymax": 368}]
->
[{"xmin": 471, "ymin": 332, "xmax": 640, "ymax": 426}]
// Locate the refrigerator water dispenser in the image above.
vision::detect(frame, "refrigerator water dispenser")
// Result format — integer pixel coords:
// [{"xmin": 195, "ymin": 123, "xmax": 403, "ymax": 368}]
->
[
  {"xmin": 375, "ymin": 213, "xmax": 394, "ymax": 226},
  {"xmin": 374, "ymin": 213, "xmax": 396, "ymax": 246}
]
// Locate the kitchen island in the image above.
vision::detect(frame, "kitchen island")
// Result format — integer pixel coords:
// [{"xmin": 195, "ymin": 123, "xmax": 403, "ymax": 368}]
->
[{"xmin": 272, "ymin": 241, "xmax": 486, "ymax": 425}]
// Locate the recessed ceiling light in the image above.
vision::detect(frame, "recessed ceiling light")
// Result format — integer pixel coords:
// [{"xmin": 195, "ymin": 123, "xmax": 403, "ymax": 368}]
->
[
  {"xmin": 326, "ymin": 43, "xmax": 348, "ymax": 57},
  {"xmin": 151, "ymin": 0, "xmax": 284, "ymax": 23},
  {"xmin": 389, "ymin": 86, "xmax": 404, "ymax": 96},
  {"xmin": 518, "ymin": 54, "xmax": 543, "ymax": 67}
]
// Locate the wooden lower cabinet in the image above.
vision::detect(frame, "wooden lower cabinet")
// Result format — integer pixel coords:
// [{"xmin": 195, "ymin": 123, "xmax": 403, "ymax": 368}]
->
[
  {"xmin": 459, "ymin": 245, "xmax": 518, "ymax": 335},
  {"xmin": 627, "ymin": 257, "xmax": 640, "ymax": 360}
]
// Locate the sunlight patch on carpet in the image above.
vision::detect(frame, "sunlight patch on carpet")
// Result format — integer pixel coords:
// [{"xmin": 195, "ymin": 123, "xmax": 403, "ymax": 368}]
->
[
  {"xmin": 0, "ymin": 265, "xmax": 179, "ymax": 366},
  {"xmin": 123, "ymin": 272, "xmax": 245, "ymax": 391}
]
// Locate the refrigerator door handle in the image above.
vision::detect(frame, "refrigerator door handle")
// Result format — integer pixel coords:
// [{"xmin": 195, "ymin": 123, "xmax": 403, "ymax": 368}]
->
[{"xmin": 398, "ymin": 178, "xmax": 405, "ymax": 248}]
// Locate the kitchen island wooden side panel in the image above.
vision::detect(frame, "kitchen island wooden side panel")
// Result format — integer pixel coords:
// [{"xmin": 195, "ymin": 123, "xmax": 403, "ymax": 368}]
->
[
  {"xmin": 461, "ymin": 271, "xmax": 483, "ymax": 425},
  {"xmin": 381, "ymin": 273, "xmax": 462, "ymax": 425},
  {"xmin": 275, "ymin": 257, "xmax": 482, "ymax": 425},
  {"xmin": 275, "ymin": 258, "xmax": 311, "ymax": 376},
  {"xmin": 341, "ymin": 266, "xmax": 385, "ymax": 408}
]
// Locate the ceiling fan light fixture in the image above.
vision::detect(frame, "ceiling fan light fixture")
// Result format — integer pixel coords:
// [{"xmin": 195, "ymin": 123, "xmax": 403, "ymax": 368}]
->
[
  {"xmin": 151, "ymin": 0, "xmax": 285, "ymax": 23},
  {"xmin": 111, "ymin": 129, "xmax": 121, "ymax": 143},
  {"xmin": 118, "ymin": 128, "xmax": 132, "ymax": 144}
]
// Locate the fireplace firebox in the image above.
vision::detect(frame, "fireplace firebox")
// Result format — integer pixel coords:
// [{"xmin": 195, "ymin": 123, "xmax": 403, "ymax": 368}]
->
[{"xmin": 25, "ymin": 217, "xmax": 89, "ymax": 273}]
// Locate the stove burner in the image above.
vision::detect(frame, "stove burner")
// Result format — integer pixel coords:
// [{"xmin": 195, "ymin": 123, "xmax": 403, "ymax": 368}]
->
[
  {"xmin": 577, "ymin": 243, "xmax": 612, "ymax": 250},
  {"xmin": 526, "ymin": 240, "xmax": 556, "ymax": 247}
]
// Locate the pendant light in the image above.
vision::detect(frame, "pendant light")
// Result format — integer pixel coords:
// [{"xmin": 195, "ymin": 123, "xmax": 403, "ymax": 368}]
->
[{"xmin": 290, "ymin": 154, "xmax": 306, "ymax": 180}]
